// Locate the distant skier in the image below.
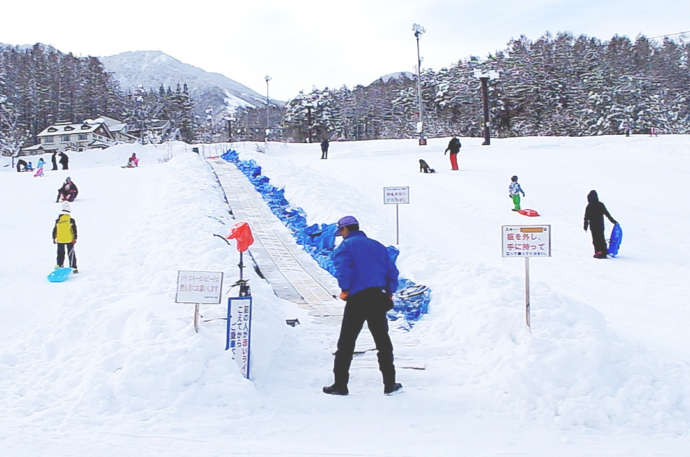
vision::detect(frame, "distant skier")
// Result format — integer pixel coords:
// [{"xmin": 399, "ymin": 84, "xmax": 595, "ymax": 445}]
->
[
  {"xmin": 444, "ymin": 134, "xmax": 461, "ymax": 170},
  {"xmin": 320, "ymin": 138, "xmax": 329, "ymax": 159},
  {"xmin": 51, "ymin": 151, "xmax": 58, "ymax": 170},
  {"xmin": 52, "ymin": 202, "xmax": 78, "ymax": 273},
  {"xmin": 583, "ymin": 190, "xmax": 617, "ymax": 259},
  {"xmin": 59, "ymin": 151, "xmax": 69, "ymax": 170},
  {"xmin": 33, "ymin": 157, "xmax": 45, "ymax": 177},
  {"xmin": 508, "ymin": 175, "xmax": 526, "ymax": 211},
  {"xmin": 56, "ymin": 177, "xmax": 78, "ymax": 202}
]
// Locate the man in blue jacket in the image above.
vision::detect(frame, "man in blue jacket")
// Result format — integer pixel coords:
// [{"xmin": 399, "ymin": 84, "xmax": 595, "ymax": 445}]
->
[{"xmin": 323, "ymin": 215, "xmax": 402, "ymax": 396}]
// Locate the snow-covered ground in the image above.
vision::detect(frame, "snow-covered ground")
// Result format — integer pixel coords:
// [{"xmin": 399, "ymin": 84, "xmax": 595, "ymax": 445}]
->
[{"xmin": 1, "ymin": 136, "xmax": 689, "ymax": 456}]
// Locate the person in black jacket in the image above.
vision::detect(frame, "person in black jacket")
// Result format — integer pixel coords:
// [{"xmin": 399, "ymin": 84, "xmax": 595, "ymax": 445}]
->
[
  {"xmin": 444, "ymin": 135, "xmax": 461, "ymax": 170},
  {"xmin": 51, "ymin": 151, "xmax": 58, "ymax": 170},
  {"xmin": 59, "ymin": 151, "xmax": 69, "ymax": 170},
  {"xmin": 584, "ymin": 190, "xmax": 617, "ymax": 259},
  {"xmin": 320, "ymin": 138, "xmax": 329, "ymax": 159}
]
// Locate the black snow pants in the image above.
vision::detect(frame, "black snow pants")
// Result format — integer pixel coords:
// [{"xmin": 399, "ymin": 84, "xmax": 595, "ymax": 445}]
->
[
  {"xmin": 57, "ymin": 243, "xmax": 77, "ymax": 268},
  {"xmin": 591, "ymin": 227, "xmax": 608, "ymax": 254},
  {"xmin": 333, "ymin": 287, "xmax": 396, "ymax": 387}
]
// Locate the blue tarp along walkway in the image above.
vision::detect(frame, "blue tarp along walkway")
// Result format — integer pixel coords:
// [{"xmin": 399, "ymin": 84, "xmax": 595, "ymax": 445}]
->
[
  {"xmin": 207, "ymin": 148, "xmax": 428, "ymax": 370},
  {"xmin": 219, "ymin": 149, "xmax": 431, "ymax": 328},
  {"xmin": 207, "ymin": 157, "xmax": 343, "ymax": 318}
]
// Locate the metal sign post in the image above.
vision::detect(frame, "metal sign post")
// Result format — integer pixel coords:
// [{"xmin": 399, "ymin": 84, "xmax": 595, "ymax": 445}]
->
[
  {"xmin": 384, "ymin": 186, "xmax": 410, "ymax": 245},
  {"xmin": 501, "ymin": 225, "xmax": 551, "ymax": 329},
  {"xmin": 175, "ymin": 270, "xmax": 224, "ymax": 333}
]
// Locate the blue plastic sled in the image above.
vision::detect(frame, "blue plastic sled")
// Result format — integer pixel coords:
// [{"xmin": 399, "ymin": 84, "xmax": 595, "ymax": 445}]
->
[
  {"xmin": 608, "ymin": 223, "xmax": 623, "ymax": 257},
  {"xmin": 47, "ymin": 267, "xmax": 72, "ymax": 282}
]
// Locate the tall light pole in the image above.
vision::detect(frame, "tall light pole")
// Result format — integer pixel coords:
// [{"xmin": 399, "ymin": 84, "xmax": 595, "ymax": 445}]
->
[
  {"xmin": 412, "ymin": 23, "xmax": 426, "ymax": 145},
  {"xmin": 225, "ymin": 113, "xmax": 234, "ymax": 142},
  {"xmin": 136, "ymin": 94, "xmax": 145, "ymax": 145},
  {"xmin": 264, "ymin": 75, "xmax": 271, "ymax": 142},
  {"xmin": 473, "ymin": 69, "xmax": 499, "ymax": 145},
  {"xmin": 305, "ymin": 103, "xmax": 313, "ymax": 143}
]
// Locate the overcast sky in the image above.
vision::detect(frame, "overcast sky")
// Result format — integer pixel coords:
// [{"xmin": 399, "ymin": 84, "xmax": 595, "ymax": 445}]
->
[{"xmin": 3, "ymin": 0, "xmax": 688, "ymax": 100}]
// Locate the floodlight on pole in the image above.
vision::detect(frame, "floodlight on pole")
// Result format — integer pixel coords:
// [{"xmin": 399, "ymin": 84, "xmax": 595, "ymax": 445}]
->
[
  {"xmin": 413, "ymin": 23, "xmax": 426, "ymax": 145},
  {"xmin": 473, "ymin": 69, "xmax": 499, "ymax": 146},
  {"xmin": 264, "ymin": 75, "xmax": 271, "ymax": 141}
]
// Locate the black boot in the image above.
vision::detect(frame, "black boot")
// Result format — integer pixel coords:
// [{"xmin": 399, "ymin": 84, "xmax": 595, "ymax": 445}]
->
[
  {"xmin": 322, "ymin": 383, "xmax": 348, "ymax": 396},
  {"xmin": 384, "ymin": 382, "xmax": 403, "ymax": 395}
]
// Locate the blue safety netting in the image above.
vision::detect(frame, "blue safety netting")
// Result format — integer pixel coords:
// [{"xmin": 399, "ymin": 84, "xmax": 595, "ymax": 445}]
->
[{"xmin": 221, "ymin": 149, "xmax": 430, "ymax": 326}]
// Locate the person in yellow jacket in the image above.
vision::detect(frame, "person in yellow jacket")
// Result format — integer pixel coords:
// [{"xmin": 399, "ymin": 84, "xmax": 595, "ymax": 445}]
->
[{"xmin": 52, "ymin": 202, "xmax": 78, "ymax": 273}]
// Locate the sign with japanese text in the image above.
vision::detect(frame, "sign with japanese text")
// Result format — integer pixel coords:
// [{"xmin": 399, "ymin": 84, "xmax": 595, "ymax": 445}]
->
[
  {"xmin": 226, "ymin": 296, "xmax": 253, "ymax": 379},
  {"xmin": 501, "ymin": 225, "xmax": 551, "ymax": 257},
  {"xmin": 383, "ymin": 186, "xmax": 410, "ymax": 205},
  {"xmin": 175, "ymin": 270, "xmax": 224, "ymax": 304}
]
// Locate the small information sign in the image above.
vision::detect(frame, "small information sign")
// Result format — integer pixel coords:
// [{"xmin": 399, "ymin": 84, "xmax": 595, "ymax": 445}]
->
[
  {"xmin": 383, "ymin": 186, "xmax": 410, "ymax": 205},
  {"xmin": 175, "ymin": 270, "xmax": 224, "ymax": 304},
  {"xmin": 501, "ymin": 225, "xmax": 552, "ymax": 329},
  {"xmin": 226, "ymin": 296, "xmax": 253, "ymax": 379},
  {"xmin": 501, "ymin": 225, "xmax": 551, "ymax": 257}
]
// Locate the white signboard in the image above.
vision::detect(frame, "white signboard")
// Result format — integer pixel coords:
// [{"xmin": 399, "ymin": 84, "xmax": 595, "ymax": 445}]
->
[
  {"xmin": 175, "ymin": 270, "xmax": 224, "ymax": 304},
  {"xmin": 226, "ymin": 296, "xmax": 253, "ymax": 379},
  {"xmin": 502, "ymin": 225, "xmax": 551, "ymax": 257},
  {"xmin": 383, "ymin": 186, "xmax": 410, "ymax": 205}
]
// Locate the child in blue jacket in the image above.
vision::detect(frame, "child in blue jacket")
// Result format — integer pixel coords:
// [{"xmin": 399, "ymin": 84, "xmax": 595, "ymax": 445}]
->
[{"xmin": 509, "ymin": 175, "xmax": 525, "ymax": 211}]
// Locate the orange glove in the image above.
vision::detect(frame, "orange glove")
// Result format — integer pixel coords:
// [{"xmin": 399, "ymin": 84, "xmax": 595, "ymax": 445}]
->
[{"xmin": 339, "ymin": 291, "xmax": 349, "ymax": 300}]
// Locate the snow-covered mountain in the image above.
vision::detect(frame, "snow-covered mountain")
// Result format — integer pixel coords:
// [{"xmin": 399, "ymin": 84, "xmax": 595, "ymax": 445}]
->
[
  {"xmin": 100, "ymin": 50, "xmax": 278, "ymax": 114},
  {"xmin": 370, "ymin": 71, "xmax": 415, "ymax": 85}
]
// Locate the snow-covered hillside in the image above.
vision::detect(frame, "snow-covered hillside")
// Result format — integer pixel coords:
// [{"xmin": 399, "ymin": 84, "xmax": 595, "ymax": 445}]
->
[
  {"xmin": 1, "ymin": 135, "xmax": 689, "ymax": 456},
  {"xmin": 100, "ymin": 50, "xmax": 274, "ymax": 110}
]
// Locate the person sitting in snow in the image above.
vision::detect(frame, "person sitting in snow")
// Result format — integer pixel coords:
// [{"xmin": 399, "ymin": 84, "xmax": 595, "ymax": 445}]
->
[
  {"xmin": 56, "ymin": 177, "xmax": 79, "ymax": 202},
  {"xmin": 16, "ymin": 159, "xmax": 27, "ymax": 172},
  {"xmin": 126, "ymin": 153, "xmax": 139, "ymax": 167},
  {"xmin": 508, "ymin": 175, "xmax": 526, "ymax": 211},
  {"xmin": 583, "ymin": 190, "xmax": 617, "ymax": 259}
]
